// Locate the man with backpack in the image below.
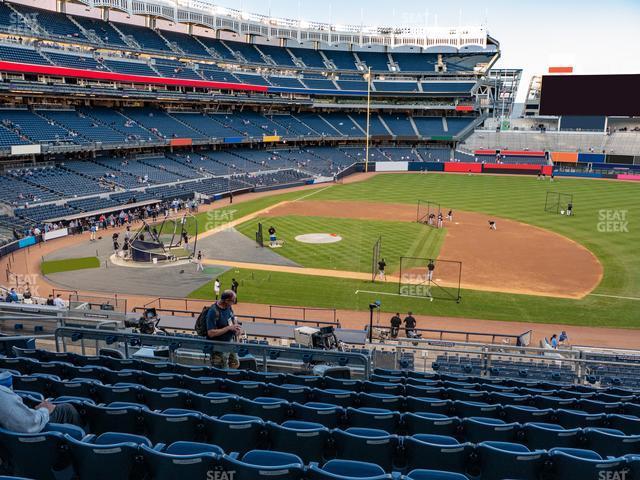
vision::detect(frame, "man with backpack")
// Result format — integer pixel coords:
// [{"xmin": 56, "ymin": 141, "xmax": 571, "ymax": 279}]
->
[{"xmin": 195, "ymin": 290, "xmax": 241, "ymax": 369}]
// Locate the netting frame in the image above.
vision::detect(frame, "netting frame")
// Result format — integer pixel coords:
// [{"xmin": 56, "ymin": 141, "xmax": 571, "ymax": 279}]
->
[
  {"xmin": 398, "ymin": 256, "xmax": 462, "ymax": 302},
  {"xmin": 416, "ymin": 200, "xmax": 443, "ymax": 228},
  {"xmin": 545, "ymin": 191, "xmax": 574, "ymax": 215}
]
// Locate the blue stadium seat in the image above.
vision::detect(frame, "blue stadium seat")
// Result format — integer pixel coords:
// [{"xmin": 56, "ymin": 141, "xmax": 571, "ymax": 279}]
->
[
  {"xmin": 221, "ymin": 450, "xmax": 305, "ymax": 479},
  {"xmin": 291, "ymin": 402, "xmax": 345, "ymax": 428},
  {"xmin": 332, "ymin": 427, "xmax": 399, "ymax": 471},
  {"xmin": 268, "ymin": 384, "xmax": 311, "ymax": 403},
  {"xmin": 346, "ymin": 407, "xmax": 400, "ymax": 432},
  {"xmin": 66, "ymin": 432, "xmax": 148, "ymax": 479},
  {"xmin": 461, "ymin": 417, "xmax": 519, "ymax": 443},
  {"xmin": 82, "ymin": 403, "xmax": 143, "ymax": 435},
  {"xmin": 406, "ymin": 397, "xmax": 452, "ymax": 415},
  {"xmin": 502, "ymin": 405, "xmax": 553, "ymax": 424},
  {"xmin": 141, "ymin": 442, "xmax": 223, "ymax": 480},
  {"xmin": 548, "ymin": 448, "xmax": 628, "ymax": 480},
  {"xmin": 555, "ymin": 409, "xmax": 606, "ymax": 429},
  {"xmin": 477, "ymin": 441, "xmax": 547, "ymax": 480},
  {"xmin": 453, "ymin": 400, "xmax": 501, "ymax": 419},
  {"xmin": 238, "ymin": 396, "xmax": 290, "ymax": 423},
  {"xmin": 203, "ymin": 414, "xmax": 264, "ymax": 454},
  {"xmin": 404, "ymin": 433, "xmax": 475, "ymax": 475},
  {"xmin": 313, "ymin": 388, "xmax": 358, "ymax": 407},
  {"xmin": 189, "ymin": 392, "xmax": 237, "ymax": 417},
  {"xmin": 358, "ymin": 393, "xmax": 404, "ymax": 411},
  {"xmin": 608, "ymin": 414, "xmax": 640, "ymax": 435},
  {"xmin": 405, "ymin": 470, "xmax": 468, "ymax": 480},
  {"xmin": 142, "ymin": 409, "xmax": 203, "ymax": 444},
  {"xmin": 307, "ymin": 459, "xmax": 392, "ymax": 479},
  {"xmin": 521, "ymin": 422, "xmax": 581, "ymax": 450},
  {"xmin": 265, "ymin": 420, "xmax": 331, "ymax": 464},
  {"xmin": 403, "ymin": 413, "xmax": 462, "ymax": 437},
  {"xmin": 0, "ymin": 429, "xmax": 68, "ymax": 480},
  {"xmin": 583, "ymin": 427, "xmax": 640, "ymax": 457}
]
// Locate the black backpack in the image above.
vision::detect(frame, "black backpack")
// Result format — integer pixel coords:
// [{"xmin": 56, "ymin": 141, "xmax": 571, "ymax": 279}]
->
[{"xmin": 195, "ymin": 304, "xmax": 219, "ymax": 337}]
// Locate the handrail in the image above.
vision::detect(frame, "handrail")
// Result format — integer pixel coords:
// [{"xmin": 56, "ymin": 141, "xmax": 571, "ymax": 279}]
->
[
  {"xmin": 375, "ymin": 324, "xmax": 527, "ymax": 343},
  {"xmin": 54, "ymin": 327, "xmax": 370, "ymax": 377},
  {"xmin": 131, "ymin": 306, "xmax": 340, "ymax": 328}
]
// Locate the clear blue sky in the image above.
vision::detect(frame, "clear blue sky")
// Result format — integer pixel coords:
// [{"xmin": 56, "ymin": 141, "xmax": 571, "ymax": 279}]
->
[{"xmin": 215, "ymin": 0, "xmax": 640, "ymax": 101}]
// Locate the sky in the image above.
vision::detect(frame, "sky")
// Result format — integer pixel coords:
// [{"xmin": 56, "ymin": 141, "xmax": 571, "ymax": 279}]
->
[{"xmin": 213, "ymin": 0, "xmax": 640, "ymax": 101}]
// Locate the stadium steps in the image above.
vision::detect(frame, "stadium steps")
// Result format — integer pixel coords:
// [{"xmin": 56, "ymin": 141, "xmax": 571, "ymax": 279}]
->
[
  {"xmin": 165, "ymin": 111, "xmax": 212, "ymax": 138},
  {"xmin": 194, "ymin": 37, "xmax": 221, "ymax": 59},
  {"xmin": 347, "ymin": 114, "xmax": 368, "ymax": 135},
  {"xmin": 109, "ymin": 22, "xmax": 142, "ymax": 50},
  {"xmin": 155, "ymin": 29, "xmax": 182, "ymax": 55},
  {"xmin": 408, "ymin": 117, "xmax": 421, "ymax": 137},
  {"xmin": 318, "ymin": 50, "xmax": 335, "ymax": 70},
  {"xmin": 290, "ymin": 115, "xmax": 323, "ymax": 136},
  {"xmin": 68, "ymin": 15, "xmax": 101, "ymax": 44},
  {"xmin": 316, "ymin": 114, "xmax": 349, "ymax": 137},
  {"xmin": 442, "ymin": 117, "xmax": 449, "ymax": 133},
  {"xmin": 8, "ymin": 4, "xmax": 43, "ymax": 36},
  {"xmin": 377, "ymin": 115, "xmax": 395, "ymax": 136}
]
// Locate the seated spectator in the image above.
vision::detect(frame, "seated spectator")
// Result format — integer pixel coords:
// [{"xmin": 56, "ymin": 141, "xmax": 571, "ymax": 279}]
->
[
  {"xmin": 53, "ymin": 294, "xmax": 66, "ymax": 309},
  {"xmin": 0, "ymin": 371, "xmax": 82, "ymax": 433},
  {"xmin": 5, "ymin": 288, "xmax": 19, "ymax": 303},
  {"xmin": 45, "ymin": 294, "xmax": 55, "ymax": 306}
]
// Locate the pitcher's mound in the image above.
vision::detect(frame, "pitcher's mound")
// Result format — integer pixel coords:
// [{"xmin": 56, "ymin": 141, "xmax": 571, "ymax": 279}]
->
[{"xmin": 295, "ymin": 233, "xmax": 342, "ymax": 244}]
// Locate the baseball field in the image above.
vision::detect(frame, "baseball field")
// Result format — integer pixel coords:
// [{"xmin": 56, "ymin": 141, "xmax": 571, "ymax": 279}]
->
[{"xmin": 185, "ymin": 172, "xmax": 639, "ymax": 329}]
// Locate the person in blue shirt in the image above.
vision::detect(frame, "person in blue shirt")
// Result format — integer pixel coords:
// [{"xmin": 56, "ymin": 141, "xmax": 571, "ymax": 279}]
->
[
  {"xmin": 5, "ymin": 288, "xmax": 19, "ymax": 303},
  {"xmin": 206, "ymin": 290, "xmax": 242, "ymax": 369},
  {"xmin": 550, "ymin": 334, "xmax": 559, "ymax": 349}
]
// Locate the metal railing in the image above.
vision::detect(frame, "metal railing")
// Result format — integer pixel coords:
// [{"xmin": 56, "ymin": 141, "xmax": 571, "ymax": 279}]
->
[
  {"xmin": 373, "ymin": 325, "xmax": 530, "ymax": 345},
  {"xmin": 53, "ymin": 326, "xmax": 370, "ymax": 377}
]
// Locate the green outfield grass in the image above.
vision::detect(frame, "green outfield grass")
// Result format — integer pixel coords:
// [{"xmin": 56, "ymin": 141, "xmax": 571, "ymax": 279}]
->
[
  {"xmin": 41, "ymin": 256, "xmax": 100, "ymax": 275},
  {"xmin": 189, "ymin": 174, "xmax": 640, "ymax": 328},
  {"xmin": 235, "ymin": 215, "xmax": 445, "ymax": 273}
]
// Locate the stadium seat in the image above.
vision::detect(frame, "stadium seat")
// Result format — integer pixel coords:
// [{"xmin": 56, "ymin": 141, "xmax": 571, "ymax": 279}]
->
[
  {"xmin": 346, "ymin": 407, "xmax": 400, "ymax": 432},
  {"xmin": 141, "ymin": 387, "xmax": 189, "ymax": 411},
  {"xmin": 548, "ymin": 448, "xmax": 628, "ymax": 480},
  {"xmin": 291, "ymin": 402, "xmax": 345, "ymax": 428},
  {"xmin": 521, "ymin": 422, "xmax": 581, "ymax": 450},
  {"xmin": 221, "ymin": 450, "xmax": 305, "ymax": 479},
  {"xmin": 332, "ymin": 427, "xmax": 399, "ymax": 471},
  {"xmin": 66, "ymin": 432, "xmax": 148, "ymax": 479},
  {"xmin": 453, "ymin": 401, "xmax": 501, "ymax": 419},
  {"xmin": 358, "ymin": 393, "xmax": 404, "ymax": 411},
  {"xmin": 403, "ymin": 413, "xmax": 462, "ymax": 437},
  {"xmin": 265, "ymin": 420, "xmax": 331, "ymax": 464},
  {"xmin": 0, "ymin": 429, "xmax": 68, "ymax": 480},
  {"xmin": 313, "ymin": 388, "xmax": 358, "ymax": 407},
  {"xmin": 406, "ymin": 397, "xmax": 452, "ymax": 415},
  {"xmin": 238, "ymin": 396, "xmax": 290, "ymax": 423},
  {"xmin": 502, "ymin": 405, "xmax": 553, "ymax": 424},
  {"xmin": 555, "ymin": 409, "xmax": 606, "ymax": 429},
  {"xmin": 189, "ymin": 392, "xmax": 238, "ymax": 417},
  {"xmin": 583, "ymin": 427, "xmax": 640, "ymax": 457},
  {"xmin": 608, "ymin": 414, "xmax": 640, "ymax": 435},
  {"xmin": 405, "ymin": 470, "xmax": 469, "ymax": 480},
  {"xmin": 477, "ymin": 441, "xmax": 547, "ymax": 480},
  {"xmin": 307, "ymin": 459, "xmax": 392, "ymax": 479},
  {"xmin": 203, "ymin": 414, "xmax": 264, "ymax": 454},
  {"xmin": 268, "ymin": 383, "xmax": 311, "ymax": 403},
  {"xmin": 142, "ymin": 409, "xmax": 203, "ymax": 444},
  {"xmin": 82, "ymin": 403, "xmax": 143, "ymax": 435},
  {"xmin": 404, "ymin": 433, "xmax": 475, "ymax": 475},
  {"xmin": 140, "ymin": 442, "xmax": 223, "ymax": 480},
  {"xmin": 461, "ymin": 417, "xmax": 519, "ymax": 443}
]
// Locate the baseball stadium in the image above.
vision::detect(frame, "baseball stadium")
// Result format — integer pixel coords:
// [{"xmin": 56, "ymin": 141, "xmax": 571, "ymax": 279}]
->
[{"xmin": 0, "ymin": 0, "xmax": 638, "ymax": 478}]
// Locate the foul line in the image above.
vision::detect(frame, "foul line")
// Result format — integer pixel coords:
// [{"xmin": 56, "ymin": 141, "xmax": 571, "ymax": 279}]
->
[
  {"xmin": 292, "ymin": 184, "xmax": 333, "ymax": 202},
  {"xmin": 588, "ymin": 293, "xmax": 640, "ymax": 301}
]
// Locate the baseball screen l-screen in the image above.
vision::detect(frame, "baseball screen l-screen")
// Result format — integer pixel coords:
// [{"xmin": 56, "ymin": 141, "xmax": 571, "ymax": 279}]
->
[{"xmin": 539, "ymin": 74, "xmax": 640, "ymax": 116}]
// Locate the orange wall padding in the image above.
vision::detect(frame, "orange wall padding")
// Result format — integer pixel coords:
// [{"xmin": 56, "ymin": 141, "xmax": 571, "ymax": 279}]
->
[
  {"xmin": 445, "ymin": 162, "xmax": 482, "ymax": 173},
  {"xmin": 551, "ymin": 151, "xmax": 578, "ymax": 163},
  {"xmin": 170, "ymin": 138, "xmax": 193, "ymax": 146}
]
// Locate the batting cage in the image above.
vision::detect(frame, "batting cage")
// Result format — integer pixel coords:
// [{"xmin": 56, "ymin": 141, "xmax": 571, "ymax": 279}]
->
[
  {"xmin": 398, "ymin": 256, "xmax": 462, "ymax": 302},
  {"xmin": 255, "ymin": 222, "xmax": 264, "ymax": 247},
  {"xmin": 371, "ymin": 236, "xmax": 382, "ymax": 282},
  {"xmin": 416, "ymin": 200, "xmax": 442, "ymax": 228},
  {"xmin": 545, "ymin": 192, "xmax": 574, "ymax": 215}
]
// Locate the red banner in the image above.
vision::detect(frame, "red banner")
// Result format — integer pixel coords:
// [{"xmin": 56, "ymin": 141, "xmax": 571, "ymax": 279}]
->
[{"xmin": 0, "ymin": 60, "xmax": 269, "ymax": 92}]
